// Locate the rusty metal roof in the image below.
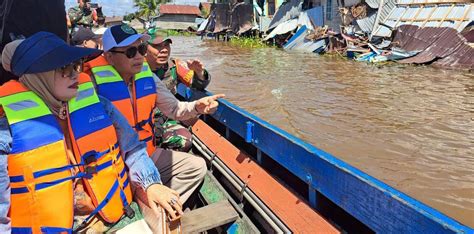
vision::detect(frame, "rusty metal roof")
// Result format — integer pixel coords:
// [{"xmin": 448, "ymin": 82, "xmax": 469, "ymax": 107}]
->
[
  {"xmin": 433, "ymin": 42, "xmax": 474, "ymax": 69},
  {"xmin": 393, "ymin": 25, "xmax": 474, "ymax": 69},
  {"xmin": 462, "ymin": 30, "xmax": 474, "ymax": 42},
  {"xmin": 159, "ymin": 4, "xmax": 201, "ymax": 16},
  {"xmin": 205, "ymin": 3, "xmax": 230, "ymax": 33},
  {"xmin": 230, "ymin": 3, "xmax": 254, "ymax": 35}
]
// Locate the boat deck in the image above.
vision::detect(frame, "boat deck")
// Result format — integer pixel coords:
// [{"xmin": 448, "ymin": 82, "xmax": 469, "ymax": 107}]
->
[{"xmin": 193, "ymin": 119, "xmax": 339, "ymax": 233}]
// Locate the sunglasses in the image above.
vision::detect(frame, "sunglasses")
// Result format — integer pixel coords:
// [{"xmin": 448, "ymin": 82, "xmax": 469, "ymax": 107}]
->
[
  {"xmin": 60, "ymin": 61, "xmax": 83, "ymax": 79},
  {"xmin": 110, "ymin": 43, "xmax": 147, "ymax": 59}
]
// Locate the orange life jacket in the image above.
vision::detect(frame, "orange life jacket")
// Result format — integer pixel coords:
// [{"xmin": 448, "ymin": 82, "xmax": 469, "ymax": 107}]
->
[
  {"xmin": 88, "ymin": 56, "xmax": 157, "ymax": 156},
  {"xmin": 0, "ymin": 74, "xmax": 133, "ymax": 233},
  {"xmin": 173, "ymin": 59, "xmax": 194, "ymax": 87}
]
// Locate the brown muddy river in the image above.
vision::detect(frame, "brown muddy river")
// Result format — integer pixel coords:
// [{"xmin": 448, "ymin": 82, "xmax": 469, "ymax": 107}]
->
[{"xmin": 170, "ymin": 36, "xmax": 473, "ymax": 227}]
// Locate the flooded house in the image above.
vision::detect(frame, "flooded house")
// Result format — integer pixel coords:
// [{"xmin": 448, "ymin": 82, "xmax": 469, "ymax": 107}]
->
[{"xmin": 156, "ymin": 4, "xmax": 202, "ymax": 30}]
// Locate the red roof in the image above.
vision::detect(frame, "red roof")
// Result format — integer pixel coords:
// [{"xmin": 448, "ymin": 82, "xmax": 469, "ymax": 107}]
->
[{"xmin": 159, "ymin": 4, "xmax": 201, "ymax": 16}]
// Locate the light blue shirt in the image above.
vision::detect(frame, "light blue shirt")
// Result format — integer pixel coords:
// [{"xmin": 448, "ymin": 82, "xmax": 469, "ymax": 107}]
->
[{"xmin": 0, "ymin": 96, "xmax": 161, "ymax": 233}]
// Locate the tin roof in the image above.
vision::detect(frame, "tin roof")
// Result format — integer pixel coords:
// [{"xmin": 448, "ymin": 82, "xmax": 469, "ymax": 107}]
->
[
  {"xmin": 370, "ymin": 0, "xmax": 397, "ymax": 38},
  {"xmin": 366, "ymin": 0, "xmax": 381, "ymax": 9},
  {"xmin": 159, "ymin": 4, "xmax": 201, "ymax": 16},
  {"xmin": 267, "ymin": 0, "xmax": 302, "ymax": 30},
  {"xmin": 393, "ymin": 25, "xmax": 474, "ymax": 69},
  {"xmin": 209, "ymin": 3, "xmax": 230, "ymax": 33},
  {"xmin": 264, "ymin": 18, "xmax": 298, "ymax": 40},
  {"xmin": 356, "ymin": 12, "xmax": 378, "ymax": 33},
  {"xmin": 230, "ymin": 3, "xmax": 254, "ymax": 35},
  {"xmin": 372, "ymin": 2, "xmax": 473, "ymax": 37},
  {"xmin": 306, "ymin": 6, "xmax": 324, "ymax": 28},
  {"xmin": 283, "ymin": 25, "xmax": 327, "ymax": 52}
]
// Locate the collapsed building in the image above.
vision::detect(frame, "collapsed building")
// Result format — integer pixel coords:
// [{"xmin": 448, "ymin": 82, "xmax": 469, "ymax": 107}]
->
[{"xmin": 197, "ymin": 0, "xmax": 473, "ymax": 69}]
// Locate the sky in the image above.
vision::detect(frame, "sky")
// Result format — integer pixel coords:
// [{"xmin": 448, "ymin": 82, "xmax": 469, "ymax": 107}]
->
[{"xmin": 65, "ymin": 0, "xmax": 204, "ymax": 16}]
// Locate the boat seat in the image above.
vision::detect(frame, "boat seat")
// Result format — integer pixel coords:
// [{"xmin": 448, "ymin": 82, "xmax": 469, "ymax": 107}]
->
[
  {"xmin": 105, "ymin": 200, "xmax": 238, "ymax": 233},
  {"xmin": 179, "ymin": 200, "xmax": 239, "ymax": 233}
]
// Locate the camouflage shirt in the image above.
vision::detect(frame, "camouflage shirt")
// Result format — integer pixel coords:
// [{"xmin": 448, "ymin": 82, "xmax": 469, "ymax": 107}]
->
[{"xmin": 68, "ymin": 6, "xmax": 94, "ymax": 27}]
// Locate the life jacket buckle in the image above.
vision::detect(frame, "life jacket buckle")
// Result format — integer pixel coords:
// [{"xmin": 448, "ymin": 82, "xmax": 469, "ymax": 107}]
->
[
  {"xmin": 135, "ymin": 121, "xmax": 145, "ymax": 131},
  {"xmin": 124, "ymin": 205, "xmax": 135, "ymax": 219},
  {"xmin": 83, "ymin": 151, "xmax": 98, "ymax": 164},
  {"xmin": 85, "ymin": 165, "xmax": 97, "ymax": 176},
  {"xmin": 109, "ymin": 143, "xmax": 116, "ymax": 153}
]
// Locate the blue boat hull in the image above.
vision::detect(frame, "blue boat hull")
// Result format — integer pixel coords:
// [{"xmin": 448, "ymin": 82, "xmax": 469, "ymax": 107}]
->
[{"xmin": 177, "ymin": 84, "xmax": 473, "ymax": 233}]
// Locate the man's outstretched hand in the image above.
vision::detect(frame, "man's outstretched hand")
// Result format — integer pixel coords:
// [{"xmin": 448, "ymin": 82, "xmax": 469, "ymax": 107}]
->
[{"xmin": 195, "ymin": 94, "xmax": 225, "ymax": 114}]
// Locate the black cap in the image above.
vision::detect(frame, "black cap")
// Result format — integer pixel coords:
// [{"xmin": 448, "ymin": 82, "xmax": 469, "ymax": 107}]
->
[{"xmin": 71, "ymin": 27, "xmax": 100, "ymax": 45}]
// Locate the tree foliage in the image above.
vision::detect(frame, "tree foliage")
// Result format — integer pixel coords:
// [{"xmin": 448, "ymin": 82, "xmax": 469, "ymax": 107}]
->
[{"xmin": 133, "ymin": 0, "xmax": 165, "ymax": 21}]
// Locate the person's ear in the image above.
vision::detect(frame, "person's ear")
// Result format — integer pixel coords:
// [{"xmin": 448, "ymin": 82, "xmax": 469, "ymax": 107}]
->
[{"xmin": 104, "ymin": 52, "xmax": 114, "ymax": 65}]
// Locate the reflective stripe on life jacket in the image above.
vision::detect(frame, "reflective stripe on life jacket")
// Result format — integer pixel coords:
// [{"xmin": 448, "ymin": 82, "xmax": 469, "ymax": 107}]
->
[
  {"xmin": 0, "ymin": 75, "xmax": 133, "ymax": 233},
  {"xmin": 89, "ymin": 56, "xmax": 157, "ymax": 155}
]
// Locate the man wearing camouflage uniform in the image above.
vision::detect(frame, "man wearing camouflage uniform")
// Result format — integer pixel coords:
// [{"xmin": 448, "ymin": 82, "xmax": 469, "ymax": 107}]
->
[
  {"xmin": 146, "ymin": 29, "xmax": 211, "ymax": 152},
  {"xmin": 67, "ymin": 0, "xmax": 98, "ymax": 29}
]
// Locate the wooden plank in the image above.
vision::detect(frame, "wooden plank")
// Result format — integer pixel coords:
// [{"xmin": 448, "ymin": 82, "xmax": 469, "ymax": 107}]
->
[
  {"xmin": 393, "ymin": 1, "xmax": 413, "ymax": 28},
  {"xmin": 192, "ymin": 120, "xmax": 339, "ymax": 233},
  {"xmin": 438, "ymin": 4, "xmax": 455, "ymax": 27},
  {"xmin": 199, "ymin": 173, "xmax": 260, "ymax": 233},
  {"xmin": 181, "ymin": 201, "xmax": 239, "ymax": 234},
  {"xmin": 421, "ymin": 5, "xmax": 438, "ymax": 27},
  {"xmin": 455, "ymin": 4, "xmax": 471, "ymax": 29},
  {"xmin": 409, "ymin": 1, "xmax": 425, "ymax": 24}
]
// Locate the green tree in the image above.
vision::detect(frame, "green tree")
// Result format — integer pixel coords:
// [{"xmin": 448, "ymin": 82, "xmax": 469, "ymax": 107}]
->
[
  {"xmin": 201, "ymin": 8, "xmax": 209, "ymax": 18},
  {"xmin": 134, "ymin": 0, "xmax": 163, "ymax": 21}
]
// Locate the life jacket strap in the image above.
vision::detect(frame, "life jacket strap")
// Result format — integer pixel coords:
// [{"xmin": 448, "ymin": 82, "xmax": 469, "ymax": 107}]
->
[
  {"xmin": 81, "ymin": 142, "xmax": 119, "ymax": 164},
  {"xmin": 134, "ymin": 109, "xmax": 154, "ymax": 131},
  {"xmin": 11, "ymin": 172, "xmax": 86, "ymax": 194},
  {"xmin": 74, "ymin": 179, "xmax": 120, "ymax": 231},
  {"xmin": 9, "ymin": 163, "xmax": 83, "ymax": 183},
  {"xmin": 74, "ymin": 175, "xmax": 133, "ymax": 231}
]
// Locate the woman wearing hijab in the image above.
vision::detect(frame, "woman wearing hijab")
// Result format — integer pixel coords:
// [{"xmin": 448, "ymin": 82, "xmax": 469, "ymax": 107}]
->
[{"xmin": 0, "ymin": 32, "xmax": 183, "ymax": 233}]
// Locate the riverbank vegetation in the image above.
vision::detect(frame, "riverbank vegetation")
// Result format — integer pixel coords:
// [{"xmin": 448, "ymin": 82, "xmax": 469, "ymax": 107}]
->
[{"xmin": 229, "ymin": 37, "xmax": 271, "ymax": 48}]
